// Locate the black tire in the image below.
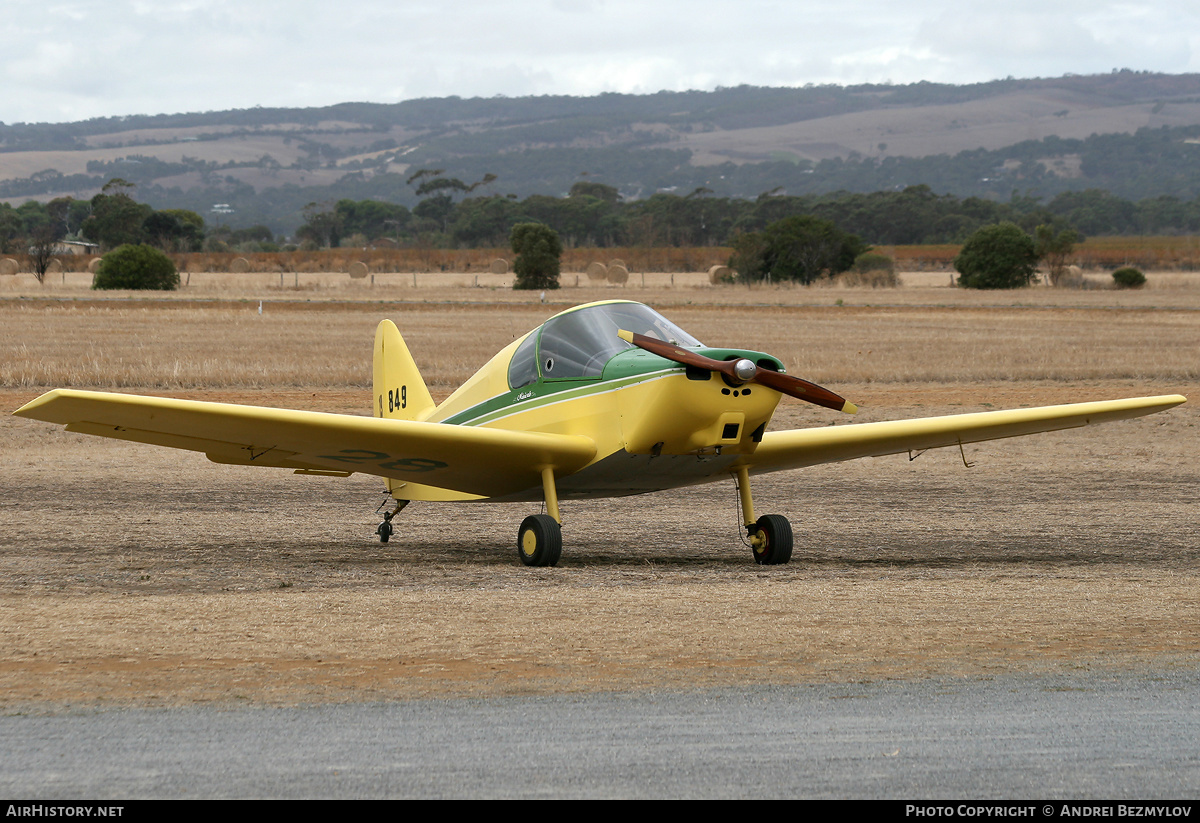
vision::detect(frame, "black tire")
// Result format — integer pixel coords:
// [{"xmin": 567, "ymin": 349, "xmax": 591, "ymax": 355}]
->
[
  {"xmin": 751, "ymin": 514, "xmax": 793, "ymax": 565},
  {"xmin": 517, "ymin": 514, "xmax": 562, "ymax": 567}
]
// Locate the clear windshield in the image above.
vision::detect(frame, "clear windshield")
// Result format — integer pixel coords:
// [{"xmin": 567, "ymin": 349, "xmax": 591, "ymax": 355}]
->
[{"xmin": 537, "ymin": 303, "xmax": 703, "ymax": 380}]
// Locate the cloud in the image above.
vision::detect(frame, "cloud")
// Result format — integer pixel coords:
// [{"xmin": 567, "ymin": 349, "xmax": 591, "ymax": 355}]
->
[
  {"xmin": 3, "ymin": 0, "xmax": 1199, "ymax": 124},
  {"xmin": 912, "ymin": 2, "xmax": 1196, "ymax": 80}
]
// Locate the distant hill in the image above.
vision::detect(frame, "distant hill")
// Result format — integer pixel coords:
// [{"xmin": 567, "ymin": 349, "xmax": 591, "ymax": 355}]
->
[{"xmin": 5, "ymin": 71, "xmax": 1200, "ymax": 233}]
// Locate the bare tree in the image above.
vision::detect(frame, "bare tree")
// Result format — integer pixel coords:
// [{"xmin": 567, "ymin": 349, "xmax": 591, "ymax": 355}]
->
[
  {"xmin": 27, "ymin": 226, "xmax": 59, "ymax": 284},
  {"xmin": 1035, "ymin": 224, "xmax": 1082, "ymax": 286}
]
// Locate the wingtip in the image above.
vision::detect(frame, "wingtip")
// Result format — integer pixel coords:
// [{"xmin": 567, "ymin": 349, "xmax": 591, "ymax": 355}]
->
[{"xmin": 13, "ymin": 389, "xmax": 64, "ymax": 419}]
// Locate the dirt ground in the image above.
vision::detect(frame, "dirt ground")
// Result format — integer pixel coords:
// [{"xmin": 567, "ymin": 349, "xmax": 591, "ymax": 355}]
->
[
  {"xmin": 2, "ymin": 377, "xmax": 1196, "ymax": 710},
  {"xmin": 1, "ymin": 284, "xmax": 1197, "ymax": 709}
]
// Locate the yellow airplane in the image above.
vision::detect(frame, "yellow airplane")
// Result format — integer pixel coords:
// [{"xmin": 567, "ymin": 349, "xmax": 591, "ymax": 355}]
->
[{"xmin": 14, "ymin": 299, "xmax": 1187, "ymax": 567}]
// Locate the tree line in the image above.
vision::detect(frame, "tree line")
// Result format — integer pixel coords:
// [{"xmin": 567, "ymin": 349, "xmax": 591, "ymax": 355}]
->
[
  {"xmin": 0, "ymin": 178, "xmax": 267, "ymax": 258},
  {"xmin": 294, "ymin": 181, "xmax": 1200, "ymax": 251},
  {"xmin": 7, "ymin": 175, "xmax": 1200, "ymax": 266}
]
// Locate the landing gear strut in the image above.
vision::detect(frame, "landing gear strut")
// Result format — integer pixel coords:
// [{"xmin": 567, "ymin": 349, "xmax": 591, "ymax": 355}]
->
[
  {"xmin": 734, "ymin": 466, "xmax": 793, "ymax": 565},
  {"xmin": 516, "ymin": 466, "xmax": 563, "ymax": 567}
]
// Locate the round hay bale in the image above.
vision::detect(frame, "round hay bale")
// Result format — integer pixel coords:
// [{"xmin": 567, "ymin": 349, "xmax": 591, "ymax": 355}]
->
[
  {"xmin": 606, "ymin": 264, "xmax": 629, "ymax": 285},
  {"xmin": 489, "ymin": 258, "xmax": 509, "ymax": 274},
  {"xmin": 87, "ymin": 258, "xmax": 102, "ymax": 274},
  {"xmin": 607, "ymin": 258, "xmax": 626, "ymax": 270},
  {"xmin": 708, "ymin": 264, "xmax": 734, "ymax": 284},
  {"xmin": 230, "ymin": 256, "xmax": 251, "ymax": 273},
  {"xmin": 0, "ymin": 258, "xmax": 18, "ymax": 275},
  {"xmin": 586, "ymin": 261, "xmax": 608, "ymax": 281},
  {"xmin": 47, "ymin": 258, "xmax": 63, "ymax": 273},
  {"xmin": 348, "ymin": 261, "xmax": 369, "ymax": 279}
]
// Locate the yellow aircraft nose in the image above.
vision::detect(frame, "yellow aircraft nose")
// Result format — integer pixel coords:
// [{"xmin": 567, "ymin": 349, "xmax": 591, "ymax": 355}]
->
[{"xmin": 619, "ymin": 373, "xmax": 781, "ymax": 455}]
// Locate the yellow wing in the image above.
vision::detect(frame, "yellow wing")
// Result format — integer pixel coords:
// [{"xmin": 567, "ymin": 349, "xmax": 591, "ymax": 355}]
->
[
  {"xmin": 736, "ymin": 395, "xmax": 1187, "ymax": 475},
  {"xmin": 14, "ymin": 389, "xmax": 596, "ymax": 499}
]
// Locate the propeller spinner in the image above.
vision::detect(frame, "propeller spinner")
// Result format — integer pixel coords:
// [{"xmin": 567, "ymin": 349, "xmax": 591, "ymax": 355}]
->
[{"xmin": 618, "ymin": 330, "xmax": 858, "ymax": 414}]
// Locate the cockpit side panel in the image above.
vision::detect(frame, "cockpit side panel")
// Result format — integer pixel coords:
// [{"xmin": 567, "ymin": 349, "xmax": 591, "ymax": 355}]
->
[{"xmin": 426, "ymin": 335, "xmax": 527, "ymax": 424}]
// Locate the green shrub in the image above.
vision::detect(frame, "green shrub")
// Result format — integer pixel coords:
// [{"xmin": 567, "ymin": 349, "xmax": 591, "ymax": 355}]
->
[
  {"xmin": 727, "ymin": 231, "xmax": 769, "ymax": 283},
  {"xmin": 510, "ymin": 223, "xmax": 562, "ymax": 290},
  {"xmin": 1112, "ymin": 266, "xmax": 1147, "ymax": 289},
  {"xmin": 840, "ymin": 252, "xmax": 899, "ymax": 287},
  {"xmin": 838, "ymin": 268, "xmax": 900, "ymax": 288},
  {"xmin": 954, "ymin": 222, "xmax": 1038, "ymax": 289},
  {"xmin": 93, "ymin": 244, "xmax": 179, "ymax": 290},
  {"xmin": 729, "ymin": 215, "xmax": 867, "ymax": 285},
  {"xmin": 852, "ymin": 251, "xmax": 896, "ymax": 274}
]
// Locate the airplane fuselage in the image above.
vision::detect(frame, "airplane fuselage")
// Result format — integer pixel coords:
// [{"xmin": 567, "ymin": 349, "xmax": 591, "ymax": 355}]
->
[{"xmin": 398, "ymin": 343, "xmax": 786, "ymax": 501}]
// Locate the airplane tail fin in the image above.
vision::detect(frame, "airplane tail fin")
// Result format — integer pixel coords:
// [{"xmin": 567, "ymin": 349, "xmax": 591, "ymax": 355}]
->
[{"xmin": 373, "ymin": 319, "xmax": 435, "ymax": 421}]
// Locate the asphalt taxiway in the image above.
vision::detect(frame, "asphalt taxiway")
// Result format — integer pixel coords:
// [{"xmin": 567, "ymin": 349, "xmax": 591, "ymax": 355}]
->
[{"xmin": 2, "ymin": 671, "xmax": 1197, "ymax": 799}]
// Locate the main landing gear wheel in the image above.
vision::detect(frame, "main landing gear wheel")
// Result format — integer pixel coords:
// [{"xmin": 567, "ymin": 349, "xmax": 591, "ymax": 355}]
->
[
  {"xmin": 518, "ymin": 514, "xmax": 562, "ymax": 567},
  {"xmin": 751, "ymin": 514, "xmax": 793, "ymax": 565}
]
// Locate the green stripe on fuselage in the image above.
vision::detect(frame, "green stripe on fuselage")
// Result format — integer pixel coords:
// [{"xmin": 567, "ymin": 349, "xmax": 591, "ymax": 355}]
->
[
  {"xmin": 442, "ymin": 367, "xmax": 677, "ymax": 427},
  {"xmin": 439, "ymin": 346, "xmax": 782, "ymax": 428}
]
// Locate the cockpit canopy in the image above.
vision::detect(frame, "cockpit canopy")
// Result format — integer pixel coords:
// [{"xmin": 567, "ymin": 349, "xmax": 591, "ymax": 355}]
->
[{"xmin": 509, "ymin": 302, "xmax": 703, "ymax": 388}]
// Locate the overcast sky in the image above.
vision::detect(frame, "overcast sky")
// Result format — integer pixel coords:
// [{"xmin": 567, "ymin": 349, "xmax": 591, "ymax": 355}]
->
[{"xmin": 4, "ymin": 0, "xmax": 1199, "ymax": 125}]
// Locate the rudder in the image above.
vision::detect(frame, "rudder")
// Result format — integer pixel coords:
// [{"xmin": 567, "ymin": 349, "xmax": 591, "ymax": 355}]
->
[{"xmin": 373, "ymin": 319, "xmax": 435, "ymax": 421}]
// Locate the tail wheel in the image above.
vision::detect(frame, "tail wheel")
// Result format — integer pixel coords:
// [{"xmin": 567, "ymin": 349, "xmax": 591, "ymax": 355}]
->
[
  {"xmin": 751, "ymin": 514, "xmax": 793, "ymax": 565},
  {"xmin": 376, "ymin": 514, "xmax": 394, "ymax": 543},
  {"xmin": 518, "ymin": 514, "xmax": 562, "ymax": 567}
]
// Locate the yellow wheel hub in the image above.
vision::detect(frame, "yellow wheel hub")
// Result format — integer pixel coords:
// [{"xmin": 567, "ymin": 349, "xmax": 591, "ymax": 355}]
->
[{"xmin": 521, "ymin": 530, "xmax": 539, "ymax": 557}]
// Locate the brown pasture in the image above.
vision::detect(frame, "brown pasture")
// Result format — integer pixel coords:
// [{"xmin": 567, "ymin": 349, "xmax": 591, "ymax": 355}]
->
[
  {"xmin": 678, "ymin": 94, "xmax": 1200, "ymax": 165},
  {"xmin": 1, "ymin": 279, "xmax": 1197, "ymax": 709}
]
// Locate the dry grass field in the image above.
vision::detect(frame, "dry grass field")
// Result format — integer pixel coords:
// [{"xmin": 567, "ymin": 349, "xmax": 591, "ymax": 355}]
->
[
  {"xmin": 0, "ymin": 135, "xmax": 309, "ymax": 182},
  {"xmin": 679, "ymin": 93, "xmax": 1200, "ymax": 164},
  {"xmin": 1, "ymin": 275, "xmax": 1197, "ymax": 709}
]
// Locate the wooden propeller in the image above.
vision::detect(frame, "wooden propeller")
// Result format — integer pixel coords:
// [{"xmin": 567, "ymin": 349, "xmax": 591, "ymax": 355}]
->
[{"xmin": 618, "ymin": 329, "xmax": 857, "ymax": 414}]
